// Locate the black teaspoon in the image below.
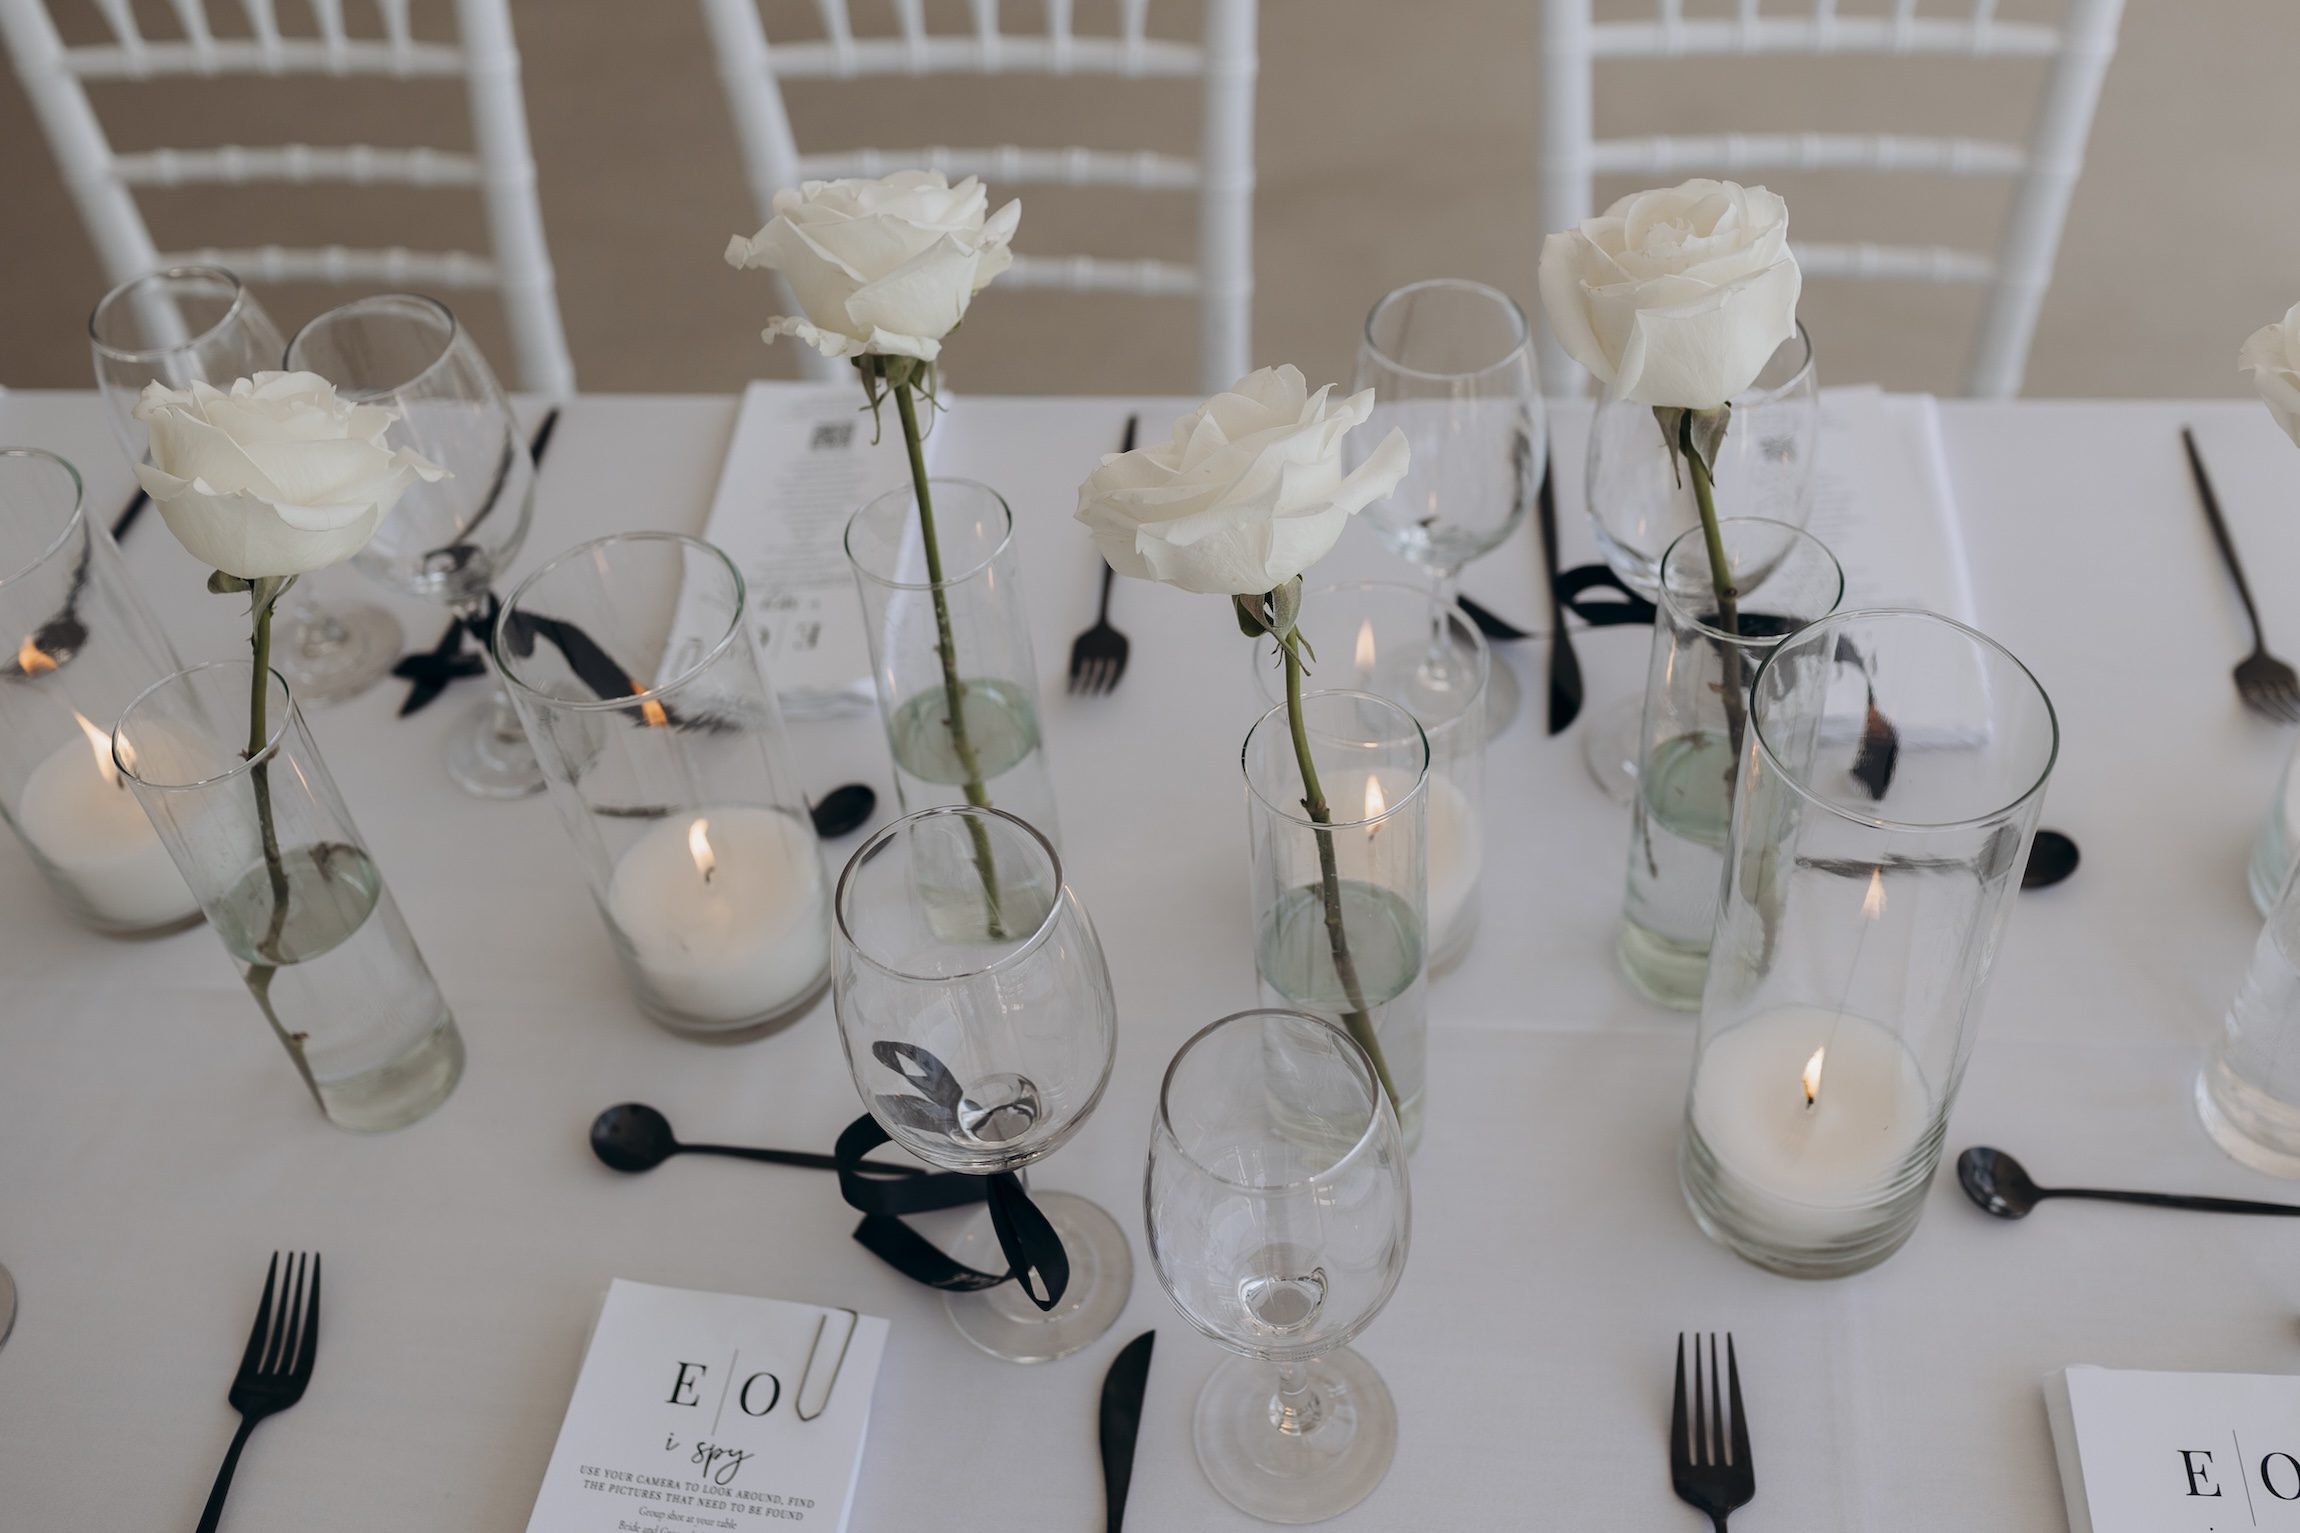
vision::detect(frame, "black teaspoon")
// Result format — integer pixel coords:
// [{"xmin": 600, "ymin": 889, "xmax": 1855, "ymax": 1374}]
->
[
  {"xmin": 1957, "ymin": 1146, "xmax": 2300, "ymax": 1220},
  {"xmin": 589, "ymin": 1102, "xmax": 922, "ymax": 1177},
  {"xmin": 2023, "ymin": 830, "xmax": 2080, "ymax": 889},
  {"xmin": 809, "ymin": 782, "xmax": 876, "ymax": 839}
]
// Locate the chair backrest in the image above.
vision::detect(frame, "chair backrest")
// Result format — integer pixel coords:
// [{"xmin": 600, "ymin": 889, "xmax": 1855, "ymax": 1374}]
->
[
  {"xmin": 698, "ymin": 0, "xmax": 1257, "ymax": 394},
  {"xmin": 0, "ymin": 0, "xmax": 575, "ymax": 399},
  {"xmin": 1539, "ymin": 0, "xmax": 2125, "ymax": 398}
]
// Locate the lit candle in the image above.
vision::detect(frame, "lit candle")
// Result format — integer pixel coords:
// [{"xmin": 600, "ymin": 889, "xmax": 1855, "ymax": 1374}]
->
[
  {"xmin": 15, "ymin": 713, "xmax": 200, "ymax": 929},
  {"xmin": 604, "ymin": 805, "xmax": 830, "ymax": 1025}
]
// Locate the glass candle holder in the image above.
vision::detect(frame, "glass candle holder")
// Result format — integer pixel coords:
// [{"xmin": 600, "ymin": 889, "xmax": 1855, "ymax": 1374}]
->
[
  {"xmin": 845, "ymin": 478, "xmax": 1058, "ymax": 843},
  {"xmin": 0, "ymin": 448, "xmax": 201, "ymax": 935},
  {"xmin": 1681, "ymin": 610, "xmax": 2056, "ymax": 1277},
  {"xmin": 114, "ymin": 662, "xmax": 463, "ymax": 1132},
  {"xmin": 2200, "ymin": 856, "xmax": 2300, "ymax": 1178},
  {"xmin": 1251, "ymin": 582, "xmax": 1487, "ymax": 976},
  {"xmin": 1620, "ymin": 520, "xmax": 1844, "ymax": 1011},
  {"xmin": 495, "ymin": 533, "xmax": 832, "ymax": 1043},
  {"xmin": 1243, "ymin": 690, "xmax": 1431, "ymax": 1152}
]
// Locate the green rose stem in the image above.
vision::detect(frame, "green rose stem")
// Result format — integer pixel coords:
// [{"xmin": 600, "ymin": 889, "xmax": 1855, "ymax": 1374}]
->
[
  {"xmin": 237, "ymin": 572, "xmax": 322, "ymax": 1107},
  {"xmin": 884, "ymin": 363, "xmax": 1006, "ymax": 941},
  {"xmin": 1665, "ymin": 405, "xmax": 1749, "ymax": 759},
  {"xmin": 1276, "ymin": 613, "xmax": 1401, "ymax": 1114}
]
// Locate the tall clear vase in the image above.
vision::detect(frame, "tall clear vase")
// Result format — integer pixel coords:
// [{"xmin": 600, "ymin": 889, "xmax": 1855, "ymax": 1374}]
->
[
  {"xmin": 845, "ymin": 479, "xmax": 1059, "ymax": 844},
  {"xmin": 114, "ymin": 661, "xmax": 463, "ymax": 1132}
]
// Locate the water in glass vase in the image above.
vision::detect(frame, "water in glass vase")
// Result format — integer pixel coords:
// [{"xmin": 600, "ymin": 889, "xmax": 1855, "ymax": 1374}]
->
[
  {"xmin": 1620, "ymin": 730, "xmax": 1736, "ymax": 1010},
  {"xmin": 1255, "ymin": 879, "xmax": 1426, "ymax": 1150},
  {"xmin": 211, "ymin": 841, "xmax": 463, "ymax": 1132},
  {"xmin": 2199, "ymin": 919, "xmax": 2300, "ymax": 1178},
  {"xmin": 885, "ymin": 677, "xmax": 1058, "ymax": 839}
]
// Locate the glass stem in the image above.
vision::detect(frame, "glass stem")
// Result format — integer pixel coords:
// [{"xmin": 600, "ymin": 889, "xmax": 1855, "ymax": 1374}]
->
[
  {"xmin": 1281, "ymin": 624, "xmax": 1400, "ymax": 1110},
  {"xmin": 1270, "ymin": 1359, "xmax": 1321, "ymax": 1437}
]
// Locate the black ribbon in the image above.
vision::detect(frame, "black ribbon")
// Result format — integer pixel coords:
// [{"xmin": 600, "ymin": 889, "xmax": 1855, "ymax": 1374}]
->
[
  {"xmin": 1554, "ymin": 563, "xmax": 1660, "ymax": 628},
  {"xmin": 833, "ymin": 1113, "xmax": 1070, "ymax": 1311},
  {"xmin": 393, "ymin": 612, "xmax": 489, "ymax": 715}
]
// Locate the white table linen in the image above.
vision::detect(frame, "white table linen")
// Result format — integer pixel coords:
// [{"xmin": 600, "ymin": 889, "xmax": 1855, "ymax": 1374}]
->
[{"xmin": 4, "ymin": 388, "xmax": 2300, "ymax": 1531}]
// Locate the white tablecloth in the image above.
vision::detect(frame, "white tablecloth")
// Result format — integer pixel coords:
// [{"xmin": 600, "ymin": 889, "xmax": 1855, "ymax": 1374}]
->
[{"xmin": 5, "ymin": 388, "xmax": 2300, "ymax": 1532}]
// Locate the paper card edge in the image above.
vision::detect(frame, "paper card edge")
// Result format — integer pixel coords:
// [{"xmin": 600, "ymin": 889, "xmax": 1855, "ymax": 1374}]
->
[{"xmin": 2044, "ymin": 1366, "xmax": 2097, "ymax": 1533}]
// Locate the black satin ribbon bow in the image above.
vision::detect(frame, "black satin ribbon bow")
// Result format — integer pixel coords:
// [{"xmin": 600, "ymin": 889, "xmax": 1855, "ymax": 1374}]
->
[
  {"xmin": 1554, "ymin": 564, "xmax": 1660, "ymax": 627},
  {"xmin": 393, "ymin": 612, "xmax": 489, "ymax": 715}
]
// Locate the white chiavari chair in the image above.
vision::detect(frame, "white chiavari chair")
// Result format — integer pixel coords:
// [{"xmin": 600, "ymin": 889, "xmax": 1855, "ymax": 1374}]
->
[
  {"xmin": 698, "ymin": 0, "xmax": 1257, "ymax": 393},
  {"xmin": 0, "ymin": 0, "xmax": 575, "ymax": 398},
  {"xmin": 1539, "ymin": 0, "xmax": 2125, "ymax": 398}
]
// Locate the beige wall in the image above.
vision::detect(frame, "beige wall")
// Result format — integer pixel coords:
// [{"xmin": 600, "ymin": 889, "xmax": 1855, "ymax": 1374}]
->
[{"xmin": 2, "ymin": 0, "xmax": 2291, "ymax": 400}]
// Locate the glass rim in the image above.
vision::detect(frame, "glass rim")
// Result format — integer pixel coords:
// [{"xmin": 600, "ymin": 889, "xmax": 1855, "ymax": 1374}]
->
[
  {"xmin": 88, "ymin": 265, "xmax": 260, "ymax": 364},
  {"xmin": 1749, "ymin": 607, "xmax": 2061, "ymax": 833},
  {"xmin": 285, "ymin": 291, "xmax": 460, "ymax": 401},
  {"xmin": 1657, "ymin": 517, "xmax": 1845, "ymax": 645},
  {"xmin": 1241, "ymin": 690, "xmax": 1432, "ymax": 828},
  {"xmin": 1154, "ymin": 1008, "xmax": 1391, "ymax": 1193},
  {"xmin": 833, "ymin": 805, "xmax": 1071, "ymax": 982},
  {"xmin": 492, "ymin": 532, "xmax": 747, "ymax": 711},
  {"xmin": 113, "ymin": 660, "xmax": 296, "ymax": 792},
  {"xmin": 0, "ymin": 448, "xmax": 86, "ymax": 591},
  {"xmin": 1257, "ymin": 578, "xmax": 1493, "ymax": 704},
  {"xmin": 1361, "ymin": 278, "xmax": 1532, "ymax": 383},
  {"xmin": 843, "ymin": 478, "xmax": 1015, "ymax": 592}
]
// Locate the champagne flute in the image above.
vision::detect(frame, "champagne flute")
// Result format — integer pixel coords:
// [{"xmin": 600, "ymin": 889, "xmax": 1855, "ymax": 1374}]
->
[
  {"xmin": 89, "ymin": 266, "xmax": 404, "ymax": 706},
  {"xmin": 1351, "ymin": 279, "xmax": 1543, "ymax": 737}
]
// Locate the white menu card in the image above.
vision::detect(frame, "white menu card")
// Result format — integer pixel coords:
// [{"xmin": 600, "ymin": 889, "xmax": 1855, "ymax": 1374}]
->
[
  {"xmin": 2046, "ymin": 1365, "xmax": 2300, "ymax": 1533},
  {"xmin": 525, "ymin": 1280, "xmax": 889, "ymax": 1533}
]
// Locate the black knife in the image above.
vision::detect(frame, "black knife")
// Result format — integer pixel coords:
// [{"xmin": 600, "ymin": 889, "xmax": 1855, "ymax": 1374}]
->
[
  {"xmin": 1099, "ymin": 1330, "xmax": 1156, "ymax": 1532},
  {"xmin": 1536, "ymin": 446, "xmax": 1583, "ymax": 733}
]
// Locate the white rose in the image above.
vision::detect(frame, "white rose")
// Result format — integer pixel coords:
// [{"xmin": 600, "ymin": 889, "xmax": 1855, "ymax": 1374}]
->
[
  {"xmin": 1074, "ymin": 366, "xmax": 1411, "ymax": 597},
  {"xmin": 2241, "ymin": 301, "xmax": 2300, "ymax": 449},
  {"xmin": 132, "ymin": 372, "xmax": 444, "ymax": 579},
  {"xmin": 1539, "ymin": 178, "xmax": 1802, "ymax": 410},
  {"xmin": 724, "ymin": 170, "xmax": 1021, "ymax": 362}
]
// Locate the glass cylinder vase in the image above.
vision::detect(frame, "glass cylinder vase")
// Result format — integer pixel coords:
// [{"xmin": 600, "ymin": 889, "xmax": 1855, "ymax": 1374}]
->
[
  {"xmin": 1251, "ymin": 582, "xmax": 1487, "ymax": 976},
  {"xmin": 2199, "ymin": 856, "xmax": 2300, "ymax": 1178},
  {"xmin": 496, "ymin": 533, "xmax": 833, "ymax": 1042},
  {"xmin": 1681, "ymin": 610, "xmax": 2056, "ymax": 1277},
  {"xmin": 1620, "ymin": 520, "xmax": 1844, "ymax": 1010},
  {"xmin": 1243, "ymin": 690, "xmax": 1431, "ymax": 1152},
  {"xmin": 114, "ymin": 662, "xmax": 463, "ymax": 1131},
  {"xmin": 845, "ymin": 478, "xmax": 1058, "ymax": 844},
  {"xmin": 0, "ymin": 448, "xmax": 202, "ymax": 935}
]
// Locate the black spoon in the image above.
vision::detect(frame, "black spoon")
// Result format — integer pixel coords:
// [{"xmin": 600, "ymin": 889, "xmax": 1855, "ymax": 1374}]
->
[
  {"xmin": 1957, "ymin": 1146, "xmax": 2300, "ymax": 1220},
  {"xmin": 2023, "ymin": 830, "xmax": 2080, "ymax": 890},
  {"xmin": 590, "ymin": 1102, "xmax": 925, "ymax": 1177},
  {"xmin": 810, "ymin": 782, "xmax": 876, "ymax": 839}
]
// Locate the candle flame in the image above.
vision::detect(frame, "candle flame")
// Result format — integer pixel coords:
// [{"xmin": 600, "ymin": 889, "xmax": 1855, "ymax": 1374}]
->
[
  {"xmin": 1354, "ymin": 618, "xmax": 1377, "ymax": 675},
  {"xmin": 688, "ymin": 818, "xmax": 717, "ymax": 884},
  {"xmin": 17, "ymin": 636, "xmax": 57, "ymax": 675},
  {"xmin": 1802, "ymin": 1045, "xmax": 1826, "ymax": 1108},
  {"xmin": 639, "ymin": 697, "xmax": 668, "ymax": 728},
  {"xmin": 1363, "ymin": 776, "xmax": 1387, "ymax": 832},
  {"xmin": 1861, "ymin": 867, "xmax": 1885, "ymax": 921},
  {"xmin": 72, "ymin": 710, "xmax": 121, "ymax": 789}
]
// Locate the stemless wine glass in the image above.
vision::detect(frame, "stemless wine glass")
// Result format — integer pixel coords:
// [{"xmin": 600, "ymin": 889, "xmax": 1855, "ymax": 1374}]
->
[
  {"xmin": 832, "ymin": 805, "xmax": 1130, "ymax": 1362},
  {"xmin": 286, "ymin": 294, "xmax": 540, "ymax": 797},
  {"xmin": 1148, "ymin": 1009, "xmax": 1411, "ymax": 1523},
  {"xmin": 1580, "ymin": 324, "xmax": 1819, "ymax": 802},
  {"xmin": 1351, "ymin": 278, "xmax": 1544, "ymax": 737},
  {"xmin": 89, "ymin": 266, "xmax": 405, "ymax": 707}
]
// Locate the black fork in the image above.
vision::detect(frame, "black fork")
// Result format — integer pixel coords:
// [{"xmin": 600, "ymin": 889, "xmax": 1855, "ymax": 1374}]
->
[
  {"xmin": 1671, "ymin": 1332, "xmax": 1753, "ymax": 1531},
  {"xmin": 197, "ymin": 1252, "xmax": 321, "ymax": 1533}
]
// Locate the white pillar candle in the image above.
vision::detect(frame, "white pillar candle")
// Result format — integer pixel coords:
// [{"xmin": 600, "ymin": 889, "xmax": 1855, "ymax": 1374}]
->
[
  {"xmin": 1689, "ymin": 1005, "xmax": 1931, "ymax": 1241},
  {"xmin": 1425, "ymin": 773, "xmax": 1481, "ymax": 945},
  {"xmin": 16, "ymin": 722, "xmax": 200, "ymax": 929},
  {"xmin": 605, "ymin": 805, "xmax": 830, "ymax": 1025}
]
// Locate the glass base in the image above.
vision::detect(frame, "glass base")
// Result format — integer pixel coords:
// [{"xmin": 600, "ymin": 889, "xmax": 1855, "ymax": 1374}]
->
[
  {"xmin": 1616, "ymin": 916, "xmax": 1707, "ymax": 1011},
  {"xmin": 1581, "ymin": 694, "xmax": 1642, "ymax": 806},
  {"xmin": 1193, "ymin": 1350, "xmax": 1397, "ymax": 1524},
  {"xmin": 2197, "ymin": 1060, "xmax": 2300, "ymax": 1178},
  {"xmin": 1679, "ymin": 1120, "xmax": 1931, "ymax": 1279},
  {"xmin": 446, "ymin": 685, "xmax": 545, "ymax": 799},
  {"xmin": 942, "ymin": 1189, "xmax": 1132, "ymax": 1363},
  {"xmin": 637, "ymin": 971, "xmax": 830, "ymax": 1046},
  {"xmin": 1483, "ymin": 649, "xmax": 1521, "ymax": 740},
  {"xmin": 278, "ymin": 602, "xmax": 403, "ymax": 708},
  {"xmin": 315, "ymin": 1015, "xmax": 465, "ymax": 1133}
]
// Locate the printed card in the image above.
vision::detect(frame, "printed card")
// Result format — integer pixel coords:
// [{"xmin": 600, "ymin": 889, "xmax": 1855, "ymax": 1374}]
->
[{"xmin": 2046, "ymin": 1365, "xmax": 2300, "ymax": 1533}]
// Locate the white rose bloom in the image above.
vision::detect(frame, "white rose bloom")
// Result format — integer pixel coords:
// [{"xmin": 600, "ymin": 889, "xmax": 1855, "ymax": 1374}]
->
[
  {"xmin": 1075, "ymin": 366, "xmax": 1411, "ymax": 597},
  {"xmin": 133, "ymin": 372, "xmax": 444, "ymax": 579},
  {"xmin": 2241, "ymin": 301, "xmax": 2300, "ymax": 449},
  {"xmin": 724, "ymin": 170, "xmax": 1021, "ymax": 362},
  {"xmin": 1539, "ymin": 178, "xmax": 1802, "ymax": 410}
]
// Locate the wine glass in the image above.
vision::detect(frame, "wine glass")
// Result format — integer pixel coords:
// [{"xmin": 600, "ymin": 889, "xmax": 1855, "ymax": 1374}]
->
[
  {"xmin": 286, "ymin": 294, "xmax": 541, "ymax": 797},
  {"xmin": 89, "ymin": 266, "xmax": 405, "ymax": 706},
  {"xmin": 1351, "ymin": 279, "xmax": 1544, "ymax": 738},
  {"xmin": 831, "ymin": 805, "xmax": 1130, "ymax": 1362},
  {"xmin": 1147, "ymin": 1008, "xmax": 1411, "ymax": 1523},
  {"xmin": 1579, "ymin": 323, "xmax": 1819, "ymax": 801}
]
